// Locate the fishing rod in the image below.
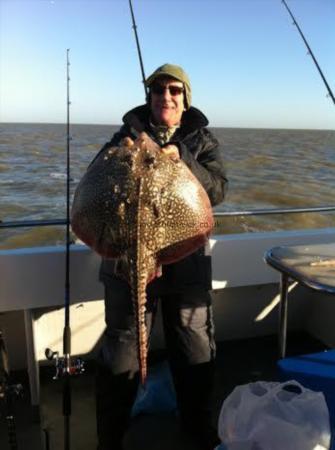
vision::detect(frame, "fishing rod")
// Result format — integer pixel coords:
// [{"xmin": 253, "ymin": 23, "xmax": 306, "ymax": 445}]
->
[
  {"xmin": 0, "ymin": 329, "xmax": 23, "ymax": 450},
  {"xmin": 62, "ymin": 46, "xmax": 72, "ymax": 450},
  {"xmin": 281, "ymin": 0, "xmax": 335, "ymax": 105},
  {"xmin": 128, "ymin": 0, "xmax": 148, "ymax": 99},
  {"xmin": 45, "ymin": 49, "xmax": 84, "ymax": 450}
]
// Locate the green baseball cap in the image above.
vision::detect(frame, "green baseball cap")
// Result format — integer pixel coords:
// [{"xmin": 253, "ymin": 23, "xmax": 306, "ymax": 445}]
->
[{"xmin": 145, "ymin": 63, "xmax": 192, "ymax": 110}]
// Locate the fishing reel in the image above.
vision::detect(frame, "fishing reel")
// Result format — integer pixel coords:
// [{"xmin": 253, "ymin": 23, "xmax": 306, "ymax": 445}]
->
[
  {"xmin": 45, "ymin": 348, "xmax": 85, "ymax": 380},
  {"xmin": 0, "ymin": 330, "xmax": 23, "ymax": 403},
  {"xmin": 0, "ymin": 381, "xmax": 23, "ymax": 401}
]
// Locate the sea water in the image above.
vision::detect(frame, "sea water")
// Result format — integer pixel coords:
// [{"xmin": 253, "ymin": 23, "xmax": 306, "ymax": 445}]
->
[{"xmin": 0, "ymin": 123, "xmax": 334, "ymax": 249}]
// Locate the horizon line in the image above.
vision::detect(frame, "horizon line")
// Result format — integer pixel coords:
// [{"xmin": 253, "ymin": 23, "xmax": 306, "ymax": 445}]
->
[{"xmin": 0, "ymin": 121, "xmax": 334, "ymax": 132}]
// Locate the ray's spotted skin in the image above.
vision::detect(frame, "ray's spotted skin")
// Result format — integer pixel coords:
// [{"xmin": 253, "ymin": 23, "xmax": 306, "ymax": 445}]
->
[{"xmin": 71, "ymin": 132, "xmax": 213, "ymax": 384}]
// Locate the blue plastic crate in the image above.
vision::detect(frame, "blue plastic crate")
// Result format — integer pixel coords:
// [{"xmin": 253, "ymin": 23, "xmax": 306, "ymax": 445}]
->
[{"xmin": 278, "ymin": 349, "xmax": 335, "ymax": 449}]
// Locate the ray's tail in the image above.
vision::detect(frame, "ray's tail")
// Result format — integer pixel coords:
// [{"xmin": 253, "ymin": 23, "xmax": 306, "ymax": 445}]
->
[
  {"xmin": 130, "ymin": 177, "xmax": 149, "ymax": 386},
  {"xmin": 134, "ymin": 265, "xmax": 148, "ymax": 385},
  {"xmin": 129, "ymin": 250, "xmax": 148, "ymax": 385}
]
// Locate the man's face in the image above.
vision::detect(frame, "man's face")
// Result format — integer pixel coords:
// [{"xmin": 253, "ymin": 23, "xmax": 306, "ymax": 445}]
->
[{"xmin": 150, "ymin": 77, "xmax": 185, "ymax": 127}]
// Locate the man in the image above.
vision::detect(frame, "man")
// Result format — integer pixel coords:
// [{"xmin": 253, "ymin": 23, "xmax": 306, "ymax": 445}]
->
[{"xmin": 96, "ymin": 64, "xmax": 228, "ymax": 450}]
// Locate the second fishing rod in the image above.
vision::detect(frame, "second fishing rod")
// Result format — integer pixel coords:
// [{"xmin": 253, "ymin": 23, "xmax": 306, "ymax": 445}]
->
[
  {"xmin": 282, "ymin": 0, "xmax": 335, "ymax": 105},
  {"xmin": 45, "ymin": 49, "xmax": 84, "ymax": 450}
]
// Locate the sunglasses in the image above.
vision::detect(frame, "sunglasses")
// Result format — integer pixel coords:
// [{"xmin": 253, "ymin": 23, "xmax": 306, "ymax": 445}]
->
[{"xmin": 150, "ymin": 84, "xmax": 184, "ymax": 96}]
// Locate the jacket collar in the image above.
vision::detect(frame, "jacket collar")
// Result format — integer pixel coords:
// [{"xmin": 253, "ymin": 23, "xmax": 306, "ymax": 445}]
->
[{"xmin": 122, "ymin": 104, "xmax": 209, "ymax": 137}]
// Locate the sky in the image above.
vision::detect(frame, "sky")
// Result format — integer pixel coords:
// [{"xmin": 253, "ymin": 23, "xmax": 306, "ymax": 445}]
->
[{"xmin": 0, "ymin": 0, "xmax": 334, "ymax": 129}]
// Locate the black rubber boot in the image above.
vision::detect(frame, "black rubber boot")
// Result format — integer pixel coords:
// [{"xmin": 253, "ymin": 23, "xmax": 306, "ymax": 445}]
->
[
  {"xmin": 172, "ymin": 361, "xmax": 220, "ymax": 450},
  {"xmin": 96, "ymin": 365, "xmax": 139, "ymax": 450}
]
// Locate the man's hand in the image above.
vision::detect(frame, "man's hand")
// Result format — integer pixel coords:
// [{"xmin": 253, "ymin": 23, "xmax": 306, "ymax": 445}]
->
[
  {"xmin": 161, "ymin": 144, "xmax": 180, "ymax": 161},
  {"xmin": 121, "ymin": 137, "xmax": 134, "ymax": 148},
  {"xmin": 121, "ymin": 138, "xmax": 180, "ymax": 161}
]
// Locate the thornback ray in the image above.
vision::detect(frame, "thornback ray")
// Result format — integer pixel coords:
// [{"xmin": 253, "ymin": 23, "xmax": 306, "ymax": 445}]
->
[{"xmin": 71, "ymin": 132, "xmax": 214, "ymax": 384}]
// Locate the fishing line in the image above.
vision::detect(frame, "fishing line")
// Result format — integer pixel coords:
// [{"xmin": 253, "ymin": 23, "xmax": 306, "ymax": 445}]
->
[{"xmin": 281, "ymin": 0, "xmax": 335, "ymax": 105}]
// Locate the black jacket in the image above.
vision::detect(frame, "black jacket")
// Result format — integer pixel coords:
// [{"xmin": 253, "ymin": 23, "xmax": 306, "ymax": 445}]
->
[{"xmin": 99, "ymin": 104, "xmax": 228, "ymax": 295}]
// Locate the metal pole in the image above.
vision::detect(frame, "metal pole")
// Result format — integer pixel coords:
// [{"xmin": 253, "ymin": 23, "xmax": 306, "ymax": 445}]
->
[
  {"xmin": 1, "ymin": 205, "xmax": 335, "ymax": 229},
  {"xmin": 214, "ymin": 205, "xmax": 335, "ymax": 217},
  {"xmin": 279, "ymin": 273, "xmax": 289, "ymax": 359}
]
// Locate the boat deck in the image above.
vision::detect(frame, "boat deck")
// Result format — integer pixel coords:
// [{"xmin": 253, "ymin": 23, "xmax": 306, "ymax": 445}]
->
[{"xmin": 0, "ymin": 332, "xmax": 327, "ymax": 450}]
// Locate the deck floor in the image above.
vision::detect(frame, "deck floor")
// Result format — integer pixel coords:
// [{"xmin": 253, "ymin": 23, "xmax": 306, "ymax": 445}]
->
[{"xmin": 0, "ymin": 332, "xmax": 327, "ymax": 450}]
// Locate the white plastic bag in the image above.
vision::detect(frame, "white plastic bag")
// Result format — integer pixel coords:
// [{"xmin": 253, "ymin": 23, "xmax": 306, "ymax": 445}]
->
[{"xmin": 218, "ymin": 380, "xmax": 331, "ymax": 450}]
